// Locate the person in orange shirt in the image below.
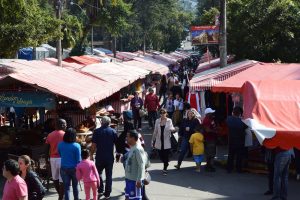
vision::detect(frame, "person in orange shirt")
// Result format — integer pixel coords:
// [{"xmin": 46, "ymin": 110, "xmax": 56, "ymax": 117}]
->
[{"xmin": 45, "ymin": 118, "xmax": 67, "ymax": 200}]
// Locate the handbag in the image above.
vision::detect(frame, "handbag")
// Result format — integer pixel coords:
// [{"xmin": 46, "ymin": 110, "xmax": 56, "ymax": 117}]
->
[
  {"xmin": 139, "ymin": 109, "xmax": 147, "ymax": 117},
  {"xmin": 144, "ymin": 171, "xmax": 151, "ymax": 185}
]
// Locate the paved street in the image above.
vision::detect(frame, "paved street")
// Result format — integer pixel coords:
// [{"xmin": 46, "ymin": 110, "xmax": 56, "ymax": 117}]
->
[
  {"xmin": 44, "ymin": 158, "xmax": 299, "ymax": 200},
  {"xmin": 44, "ymin": 124, "xmax": 299, "ymax": 200}
]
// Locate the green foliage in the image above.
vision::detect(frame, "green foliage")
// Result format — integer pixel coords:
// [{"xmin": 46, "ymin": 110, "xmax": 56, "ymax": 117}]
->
[
  {"xmin": 0, "ymin": 0, "xmax": 61, "ymax": 58},
  {"xmin": 199, "ymin": 7, "xmax": 219, "ymax": 25},
  {"xmin": 227, "ymin": 0, "xmax": 300, "ymax": 62},
  {"xmin": 122, "ymin": 0, "xmax": 194, "ymax": 52},
  {"xmin": 62, "ymin": 13, "xmax": 83, "ymax": 49}
]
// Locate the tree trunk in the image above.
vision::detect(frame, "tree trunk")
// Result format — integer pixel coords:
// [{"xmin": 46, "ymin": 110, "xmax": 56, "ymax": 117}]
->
[
  {"xmin": 113, "ymin": 37, "xmax": 117, "ymax": 58},
  {"xmin": 143, "ymin": 34, "xmax": 146, "ymax": 55}
]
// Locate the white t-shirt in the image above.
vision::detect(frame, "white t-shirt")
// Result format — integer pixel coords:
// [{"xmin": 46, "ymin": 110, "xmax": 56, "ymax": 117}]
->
[{"xmin": 174, "ymin": 99, "xmax": 183, "ymax": 111}]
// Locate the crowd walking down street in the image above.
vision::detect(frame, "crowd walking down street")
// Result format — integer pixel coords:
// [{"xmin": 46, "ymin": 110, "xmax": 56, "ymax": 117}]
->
[{"xmin": 1, "ymin": 67, "xmax": 300, "ymax": 200}]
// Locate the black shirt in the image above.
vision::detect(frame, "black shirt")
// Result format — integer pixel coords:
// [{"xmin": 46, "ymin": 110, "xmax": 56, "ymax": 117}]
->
[{"xmin": 161, "ymin": 125, "xmax": 165, "ymax": 150}]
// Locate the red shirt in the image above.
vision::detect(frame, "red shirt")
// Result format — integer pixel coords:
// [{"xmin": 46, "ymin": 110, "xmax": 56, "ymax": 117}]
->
[
  {"xmin": 202, "ymin": 116, "xmax": 217, "ymax": 141},
  {"xmin": 144, "ymin": 94, "xmax": 159, "ymax": 112},
  {"xmin": 2, "ymin": 175, "xmax": 28, "ymax": 200},
  {"xmin": 46, "ymin": 130, "xmax": 65, "ymax": 158}
]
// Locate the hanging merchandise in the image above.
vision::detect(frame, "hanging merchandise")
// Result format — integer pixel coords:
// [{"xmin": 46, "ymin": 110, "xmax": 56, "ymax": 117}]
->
[{"xmin": 186, "ymin": 92, "xmax": 201, "ymax": 113}]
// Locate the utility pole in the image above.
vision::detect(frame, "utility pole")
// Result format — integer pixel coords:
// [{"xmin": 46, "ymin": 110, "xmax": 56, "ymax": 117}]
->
[
  {"xmin": 56, "ymin": 0, "xmax": 63, "ymax": 67},
  {"xmin": 91, "ymin": 25, "xmax": 94, "ymax": 54},
  {"xmin": 219, "ymin": 0, "xmax": 227, "ymax": 68}
]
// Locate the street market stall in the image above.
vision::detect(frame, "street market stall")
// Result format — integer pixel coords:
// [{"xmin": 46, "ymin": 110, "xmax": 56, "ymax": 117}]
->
[{"xmin": 242, "ymin": 80, "xmax": 300, "ymax": 150}]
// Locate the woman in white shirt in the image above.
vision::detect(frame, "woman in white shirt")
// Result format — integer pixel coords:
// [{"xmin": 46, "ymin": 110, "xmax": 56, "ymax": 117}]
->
[{"xmin": 152, "ymin": 109, "xmax": 175, "ymax": 176}]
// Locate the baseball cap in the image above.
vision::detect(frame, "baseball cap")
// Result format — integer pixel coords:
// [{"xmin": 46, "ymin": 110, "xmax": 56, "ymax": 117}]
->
[{"xmin": 205, "ymin": 108, "xmax": 215, "ymax": 115}]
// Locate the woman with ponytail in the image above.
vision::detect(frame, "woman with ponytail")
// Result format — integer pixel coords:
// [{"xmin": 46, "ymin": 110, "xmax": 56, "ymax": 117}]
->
[{"xmin": 18, "ymin": 155, "xmax": 46, "ymax": 200}]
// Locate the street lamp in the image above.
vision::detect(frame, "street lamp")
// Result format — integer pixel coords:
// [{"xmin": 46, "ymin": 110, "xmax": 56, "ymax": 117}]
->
[{"xmin": 70, "ymin": 1, "xmax": 94, "ymax": 55}]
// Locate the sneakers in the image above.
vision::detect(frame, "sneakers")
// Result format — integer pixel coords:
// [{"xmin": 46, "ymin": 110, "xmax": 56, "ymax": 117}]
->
[
  {"xmin": 163, "ymin": 170, "xmax": 168, "ymax": 176},
  {"xmin": 297, "ymin": 174, "xmax": 300, "ymax": 181},
  {"xmin": 138, "ymin": 128, "xmax": 142, "ymax": 131},
  {"xmin": 105, "ymin": 196, "xmax": 111, "ymax": 199},
  {"xmin": 98, "ymin": 193, "xmax": 103, "ymax": 200},
  {"xmin": 174, "ymin": 165, "xmax": 180, "ymax": 170}
]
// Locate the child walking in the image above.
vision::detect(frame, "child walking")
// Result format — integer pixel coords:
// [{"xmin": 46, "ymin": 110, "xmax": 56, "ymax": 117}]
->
[
  {"xmin": 189, "ymin": 125, "xmax": 205, "ymax": 172},
  {"xmin": 76, "ymin": 149, "xmax": 100, "ymax": 200}
]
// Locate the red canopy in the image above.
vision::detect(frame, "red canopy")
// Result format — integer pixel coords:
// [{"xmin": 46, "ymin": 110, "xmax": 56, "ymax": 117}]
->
[
  {"xmin": 1, "ymin": 60, "xmax": 117, "ymax": 109},
  {"xmin": 189, "ymin": 60, "xmax": 257, "ymax": 91},
  {"xmin": 213, "ymin": 62, "xmax": 300, "ymax": 93},
  {"xmin": 63, "ymin": 55, "xmax": 101, "ymax": 66},
  {"xmin": 242, "ymin": 80, "xmax": 300, "ymax": 150}
]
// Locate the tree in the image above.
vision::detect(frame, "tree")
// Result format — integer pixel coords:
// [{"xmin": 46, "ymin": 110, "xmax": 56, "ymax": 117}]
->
[
  {"xmin": 199, "ymin": 7, "xmax": 219, "ymax": 25},
  {"xmin": 227, "ymin": 0, "xmax": 300, "ymax": 62},
  {"xmin": 0, "ymin": 0, "xmax": 61, "ymax": 58}
]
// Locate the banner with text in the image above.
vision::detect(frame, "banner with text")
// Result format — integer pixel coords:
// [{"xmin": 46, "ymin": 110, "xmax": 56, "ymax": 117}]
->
[
  {"xmin": 0, "ymin": 92, "xmax": 56, "ymax": 109},
  {"xmin": 191, "ymin": 26, "xmax": 219, "ymax": 45}
]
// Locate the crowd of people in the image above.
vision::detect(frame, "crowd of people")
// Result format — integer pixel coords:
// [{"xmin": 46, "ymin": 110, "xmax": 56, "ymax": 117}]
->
[{"xmin": 2, "ymin": 56, "xmax": 300, "ymax": 200}]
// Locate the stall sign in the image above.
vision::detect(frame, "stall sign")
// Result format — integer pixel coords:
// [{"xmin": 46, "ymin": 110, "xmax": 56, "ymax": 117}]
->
[
  {"xmin": 190, "ymin": 26, "xmax": 219, "ymax": 46},
  {"xmin": 0, "ymin": 92, "xmax": 56, "ymax": 109}
]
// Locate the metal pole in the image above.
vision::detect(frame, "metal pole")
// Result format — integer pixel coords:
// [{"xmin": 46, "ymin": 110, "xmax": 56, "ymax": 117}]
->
[
  {"xmin": 56, "ymin": 0, "xmax": 62, "ymax": 67},
  {"xmin": 219, "ymin": 0, "xmax": 227, "ymax": 68},
  {"xmin": 91, "ymin": 25, "xmax": 94, "ymax": 54}
]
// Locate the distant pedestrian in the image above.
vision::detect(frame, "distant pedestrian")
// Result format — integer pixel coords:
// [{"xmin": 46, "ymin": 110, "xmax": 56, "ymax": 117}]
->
[
  {"xmin": 19, "ymin": 155, "xmax": 46, "ymax": 200},
  {"xmin": 173, "ymin": 93, "xmax": 184, "ymax": 126},
  {"xmin": 202, "ymin": 108, "xmax": 218, "ymax": 172},
  {"xmin": 45, "ymin": 118, "xmax": 66, "ymax": 200},
  {"xmin": 90, "ymin": 116, "xmax": 118, "ymax": 199},
  {"xmin": 152, "ymin": 108, "xmax": 175, "ymax": 175},
  {"xmin": 161, "ymin": 93, "xmax": 174, "ymax": 119},
  {"xmin": 58, "ymin": 128, "xmax": 81, "ymax": 200},
  {"xmin": 125, "ymin": 130, "xmax": 147, "ymax": 200},
  {"xmin": 271, "ymin": 149, "xmax": 292, "ymax": 200},
  {"xmin": 2, "ymin": 159, "xmax": 28, "ymax": 200},
  {"xmin": 174, "ymin": 110, "xmax": 200, "ymax": 170},
  {"xmin": 226, "ymin": 107, "xmax": 248, "ymax": 173},
  {"xmin": 294, "ymin": 148, "xmax": 300, "ymax": 181},
  {"xmin": 144, "ymin": 87, "xmax": 160, "ymax": 129},
  {"xmin": 189, "ymin": 125, "xmax": 205, "ymax": 172},
  {"xmin": 76, "ymin": 149, "xmax": 100, "ymax": 200},
  {"xmin": 264, "ymin": 148, "xmax": 275, "ymax": 196},
  {"xmin": 159, "ymin": 75, "xmax": 168, "ymax": 101},
  {"xmin": 131, "ymin": 91, "xmax": 144, "ymax": 131}
]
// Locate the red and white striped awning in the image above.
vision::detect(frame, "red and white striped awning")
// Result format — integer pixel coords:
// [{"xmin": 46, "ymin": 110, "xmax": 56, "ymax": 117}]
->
[{"xmin": 189, "ymin": 60, "xmax": 257, "ymax": 91}]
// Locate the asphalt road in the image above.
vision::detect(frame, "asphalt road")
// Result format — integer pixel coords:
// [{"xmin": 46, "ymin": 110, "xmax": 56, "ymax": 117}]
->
[
  {"xmin": 44, "ymin": 158, "xmax": 299, "ymax": 200},
  {"xmin": 44, "ymin": 123, "xmax": 299, "ymax": 200}
]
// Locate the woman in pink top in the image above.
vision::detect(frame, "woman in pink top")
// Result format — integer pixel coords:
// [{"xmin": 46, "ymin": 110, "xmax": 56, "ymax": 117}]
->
[{"xmin": 76, "ymin": 149, "xmax": 100, "ymax": 200}]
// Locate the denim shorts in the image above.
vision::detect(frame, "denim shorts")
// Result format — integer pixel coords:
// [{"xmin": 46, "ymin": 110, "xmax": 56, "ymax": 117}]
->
[{"xmin": 193, "ymin": 155, "xmax": 204, "ymax": 163}]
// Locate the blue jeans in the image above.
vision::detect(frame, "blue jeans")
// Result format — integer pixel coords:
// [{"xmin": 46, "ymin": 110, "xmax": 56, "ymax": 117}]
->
[
  {"xmin": 60, "ymin": 167, "xmax": 79, "ymax": 200},
  {"xmin": 294, "ymin": 148, "xmax": 300, "ymax": 174},
  {"xmin": 272, "ymin": 150, "xmax": 292, "ymax": 200},
  {"xmin": 177, "ymin": 137, "xmax": 189, "ymax": 166}
]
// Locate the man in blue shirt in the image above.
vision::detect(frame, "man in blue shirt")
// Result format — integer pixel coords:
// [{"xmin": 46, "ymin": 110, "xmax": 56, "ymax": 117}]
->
[
  {"xmin": 226, "ymin": 106, "xmax": 248, "ymax": 173},
  {"xmin": 90, "ymin": 116, "xmax": 118, "ymax": 199}
]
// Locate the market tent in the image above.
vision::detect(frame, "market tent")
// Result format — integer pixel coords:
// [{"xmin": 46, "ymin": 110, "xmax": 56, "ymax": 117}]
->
[
  {"xmin": 80, "ymin": 62, "xmax": 149, "ymax": 89},
  {"xmin": 242, "ymin": 80, "xmax": 300, "ymax": 150},
  {"xmin": 63, "ymin": 55, "xmax": 102, "ymax": 66},
  {"xmin": 195, "ymin": 55, "xmax": 235, "ymax": 74},
  {"xmin": 189, "ymin": 60, "xmax": 257, "ymax": 91},
  {"xmin": 134, "ymin": 55, "xmax": 171, "ymax": 67},
  {"xmin": 0, "ymin": 60, "xmax": 120, "ymax": 108},
  {"xmin": 124, "ymin": 60, "xmax": 169, "ymax": 75},
  {"xmin": 152, "ymin": 54, "xmax": 178, "ymax": 64},
  {"xmin": 212, "ymin": 62, "xmax": 300, "ymax": 93}
]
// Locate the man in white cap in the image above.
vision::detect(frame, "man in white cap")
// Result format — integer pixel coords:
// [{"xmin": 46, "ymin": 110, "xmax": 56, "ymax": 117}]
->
[{"xmin": 202, "ymin": 108, "xmax": 218, "ymax": 172}]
